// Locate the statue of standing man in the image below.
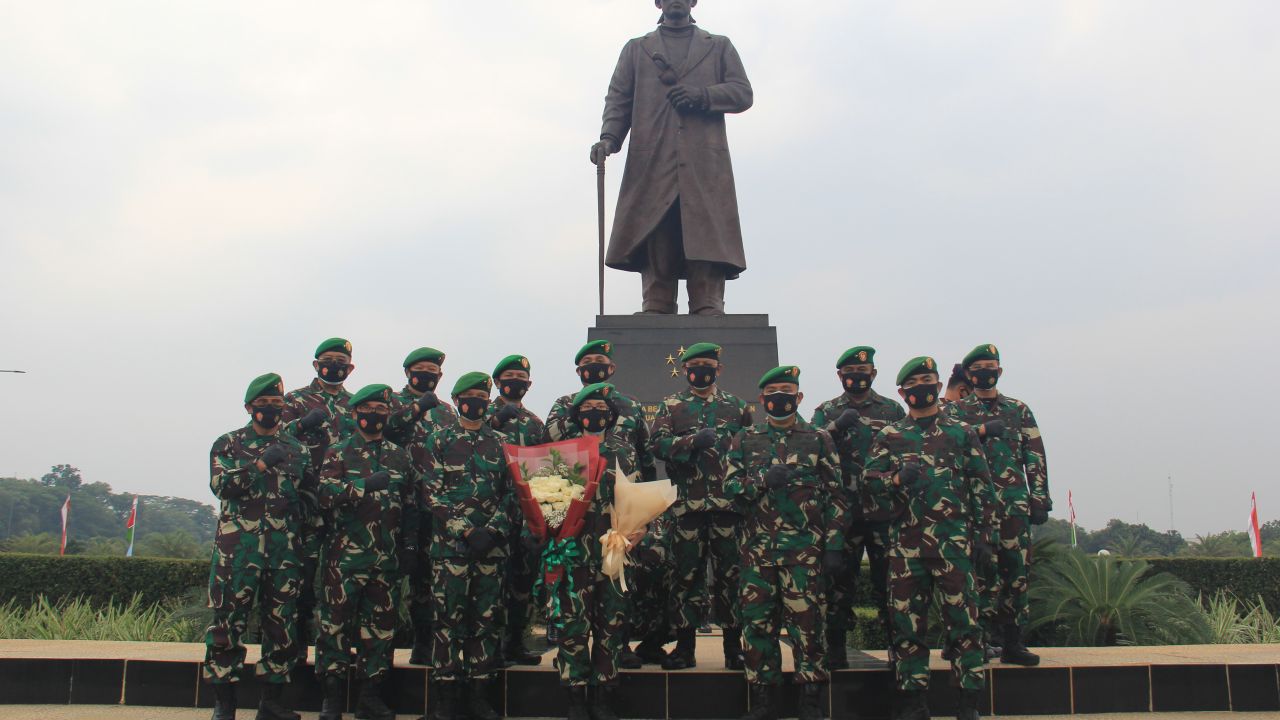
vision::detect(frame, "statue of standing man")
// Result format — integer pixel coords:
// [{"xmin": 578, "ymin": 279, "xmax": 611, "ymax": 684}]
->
[{"xmin": 591, "ymin": 0, "xmax": 753, "ymax": 316}]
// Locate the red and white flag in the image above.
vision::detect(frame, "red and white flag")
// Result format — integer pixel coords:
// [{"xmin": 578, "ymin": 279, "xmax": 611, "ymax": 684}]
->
[
  {"xmin": 1248, "ymin": 492, "xmax": 1263, "ymax": 558},
  {"xmin": 59, "ymin": 493, "xmax": 71, "ymax": 556},
  {"xmin": 125, "ymin": 497, "xmax": 138, "ymax": 557}
]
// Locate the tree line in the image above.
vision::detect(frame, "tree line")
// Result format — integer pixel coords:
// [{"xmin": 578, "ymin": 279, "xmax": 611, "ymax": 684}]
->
[{"xmin": 1033, "ymin": 516, "xmax": 1280, "ymax": 557}]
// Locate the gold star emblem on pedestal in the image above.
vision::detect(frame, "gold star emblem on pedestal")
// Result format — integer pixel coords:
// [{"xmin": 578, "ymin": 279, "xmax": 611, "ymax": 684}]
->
[
  {"xmin": 676, "ymin": 346, "xmax": 687, "ymax": 357},
  {"xmin": 670, "ymin": 368, "xmax": 679, "ymax": 377},
  {"xmin": 665, "ymin": 354, "xmax": 676, "ymax": 365}
]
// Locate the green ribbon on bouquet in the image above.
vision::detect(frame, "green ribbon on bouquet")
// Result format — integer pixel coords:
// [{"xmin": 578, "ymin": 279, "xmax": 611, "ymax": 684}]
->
[{"xmin": 534, "ymin": 537, "xmax": 583, "ymax": 633}]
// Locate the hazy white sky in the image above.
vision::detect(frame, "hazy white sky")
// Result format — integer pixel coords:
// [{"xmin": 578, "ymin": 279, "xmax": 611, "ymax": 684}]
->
[{"xmin": 1, "ymin": 2, "xmax": 1276, "ymax": 536}]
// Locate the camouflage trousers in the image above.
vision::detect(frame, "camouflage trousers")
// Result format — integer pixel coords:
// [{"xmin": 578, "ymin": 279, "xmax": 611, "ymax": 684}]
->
[
  {"xmin": 826, "ymin": 520, "xmax": 890, "ymax": 634},
  {"xmin": 976, "ymin": 514, "xmax": 1031, "ymax": 631},
  {"xmin": 888, "ymin": 556, "xmax": 984, "ymax": 692},
  {"xmin": 203, "ymin": 563, "xmax": 300, "ymax": 683},
  {"xmin": 500, "ymin": 534, "xmax": 540, "ymax": 647},
  {"xmin": 409, "ymin": 548, "xmax": 434, "ymax": 641},
  {"xmin": 668, "ymin": 511, "xmax": 742, "ymax": 630},
  {"xmin": 740, "ymin": 563, "xmax": 827, "ymax": 686},
  {"xmin": 558, "ymin": 561, "xmax": 629, "ymax": 687},
  {"xmin": 627, "ymin": 537, "xmax": 671, "ymax": 643},
  {"xmin": 315, "ymin": 566, "xmax": 399, "ymax": 680},
  {"xmin": 432, "ymin": 556, "xmax": 503, "ymax": 682}
]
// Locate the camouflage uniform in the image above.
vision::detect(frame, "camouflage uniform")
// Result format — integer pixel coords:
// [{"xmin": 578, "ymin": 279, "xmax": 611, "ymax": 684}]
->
[
  {"xmin": 863, "ymin": 413, "xmax": 997, "ymax": 692},
  {"xmin": 315, "ymin": 432, "xmax": 418, "ymax": 681},
  {"xmin": 810, "ymin": 390, "xmax": 906, "ymax": 645},
  {"xmin": 725, "ymin": 418, "xmax": 845, "ymax": 686},
  {"xmin": 944, "ymin": 393, "xmax": 1049, "ymax": 631},
  {"xmin": 421, "ymin": 422, "xmax": 515, "ymax": 682},
  {"xmin": 548, "ymin": 389, "xmax": 656, "ymax": 482},
  {"xmin": 203, "ymin": 424, "xmax": 310, "ymax": 684},
  {"xmin": 650, "ymin": 387, "xmax": 752, "ymax": 632}
]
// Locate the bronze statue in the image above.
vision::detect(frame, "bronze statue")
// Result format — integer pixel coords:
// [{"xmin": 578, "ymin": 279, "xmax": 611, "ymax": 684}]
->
[{"xmin": 591, "ymin": 0, "xmax": 753, "ymax": 316}]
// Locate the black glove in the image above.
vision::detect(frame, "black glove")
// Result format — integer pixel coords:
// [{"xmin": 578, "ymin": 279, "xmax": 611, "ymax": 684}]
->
[
  {"xmin": 764, "ymin": 465, "xmax": 790, "ymax": 491},
  {"xmin": 898, "ymin": 461, "xmax": 927, "ymax": 492},
  {"xmin": 467, "ymin": 528, "xmax": 497, "ymax": 559},
  {"xmin": 364, "ymin": 470, "xmax": 391, "ymax": 493},
  {"xmin": 822, "ymin": 549, "xmax": 846, "ymax": 575},
  {"xmin": 667, "ymin": 84, "xmax": 709, "ymax": 113},
  {"xmin": 690, "ymin": 427, "xmax": 717, "ymax": 452},
  {"xmin": 495, "ymin": 403, "xmax": 520, "ymax": 425},
  {"xmin": 299, "ymin": 408, "xmax": 326, "ymax": 432},
  {"xmin": 972, "ymin": 536, "xmax": 995, "ymax": 568},
  {"xmin": 413, "ymin": 391, "xmax": 440, "ymax": 419},
  {"xmin": 260, "ymin": 444, "xmax": 290, "ymax": 469},
  {"xmin": 833, "ymin": 408, "xmax": 861, "ymax": 433},
  {"xmin": 1029, "ymin": 507, "xmax": 1050, "ymax": 526},
  {"xmin": 399, "ymin": 546, "xmax": 419, "ymax": 577},
  {"xmin": 980, "ymin": 420, "xmax": 1006, "ymax": 440},
  {"xmin": 590, "ymin": 137, "xmax": 618, "ymax": 165}
]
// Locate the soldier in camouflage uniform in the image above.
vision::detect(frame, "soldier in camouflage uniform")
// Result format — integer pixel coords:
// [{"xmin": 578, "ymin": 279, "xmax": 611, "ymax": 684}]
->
[
  {"xmin": 863, "ymin": 357, "xmax": 998, "ymax": 720},
  {"xmin": 650, "ymin": 342, "xmax": 753, "ymax": 670},
  {"xmin": 421, "ymin": 372, "xmax": 515, "ymax": 720},
  {"xmin": 809, "ymin": 346, "xmax": 905, "ymax": 668},
  {"xmin": 726, "ymin": 366, "xmax": 846, "ymax": 720},
  {"xmin": 384, "ymin": 347, "xmax": 459, "ymax": 666},
  {"xmin": 487, "ymin": 354, "xmax": 549, "ymax": 667},
  {"xmin": 282, "ymin": 337, "xmax": 356, "ymax": 659},
  {"xmin": 944, "ymin": 344, "xmax": 1050, "ymax": 667},
  {"xmin": 315, "ymin": 384, "xmax": 419, "ymax": 720},
  {"xmin": 204, "ymin": 373, "xmax": 309, "ymax": 720}
]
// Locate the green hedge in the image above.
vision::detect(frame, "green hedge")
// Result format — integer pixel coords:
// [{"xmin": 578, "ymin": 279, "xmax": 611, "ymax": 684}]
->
[
  {"xmin": 1146, "ymin": 557, "xmax": 1280, "ymax": 609},
  {"xmin": 0, "ymin": 553, "xmax": 207, "ymax": 607}
]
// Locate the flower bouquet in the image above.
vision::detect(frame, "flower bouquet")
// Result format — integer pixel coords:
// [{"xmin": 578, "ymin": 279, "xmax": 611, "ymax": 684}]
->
[{"xmin": 599, "ymin": 459, "xmax": 678, "ymax": 592}]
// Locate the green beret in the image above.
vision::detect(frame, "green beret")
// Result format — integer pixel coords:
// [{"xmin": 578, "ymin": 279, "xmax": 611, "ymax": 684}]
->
[
  {"xmin": 244, "ymin": 373, "xmax": 284, "ymax": 404},
  {"xmin": 896, "ymin": 356, "xmax": 940, "ymax": 386},
  {"xmin": 571, "ymin": 382, "xmax": 616, "ymax": 408},
  {"xmin": 575, "ymin": 339, "xmax": 613, "ymax": 365},
  {"xmin": 315, "ymin": 337, "xmax": 352, "ymax": 358},
  {"xmin": 403, "ymin": 347, "xmax": 446, "ymax": 368},
  {"xmin": 349, "ymin": 383, "xmax": 393, "ymax": 407},
  {"xmin": 963, "ymin": 343, "xmax": 1001, "ymax": 368},
  {"xmin": 451, "ymin": 371, "xmax": 493, "ymax": 397},
  {"xmin": 493, "ymin": 354, "xmax": 531, "ymax": 378},
  {"xmin": 758, "ymin": 365, "xmax": 801, "ymax": 389},
  {"xmin": 837, "ymin": 346, "xmax": 876, "ymax": 368},
  {"xmin": 681, "ymin": 342, "xmax": 722, "ymax": 363}
]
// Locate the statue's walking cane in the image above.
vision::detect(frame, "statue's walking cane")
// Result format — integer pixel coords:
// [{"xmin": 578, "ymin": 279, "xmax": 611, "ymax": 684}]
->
[{"xmin": 596, "ymin": 157, "xmax": 606, "ymax": 316}]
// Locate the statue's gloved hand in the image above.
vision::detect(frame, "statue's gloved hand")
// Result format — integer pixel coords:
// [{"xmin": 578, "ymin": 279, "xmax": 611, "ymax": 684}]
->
[
  {"xmin": 668, "ymin": 85, "xmax": 709, "ymax": 113},
  {"xmin": 590, "ymin": 137, "xmax": 618, "ymax": 165}
]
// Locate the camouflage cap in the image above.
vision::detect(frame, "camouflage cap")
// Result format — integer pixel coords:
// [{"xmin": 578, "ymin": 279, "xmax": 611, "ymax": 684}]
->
[
  {"xmin": 571, "ymin": 382, "xmax": 615, "ymax": 408},
  {"xmin": 349, "ymin": 383, "xmax": 393, "ymax": 407},
  {"xmin": 403, "ymin": 346, "xmax": 446, "ymax": 368},
  {"xmin": 492, "ymin": 354, "xmax": 531, "ymax": 378},
  {"xmin": 315, "ymin": 337, "xmax": 353, "ymax": 358},
  {"xmin": 452, "ymin": 371, "xmax": 493, "ymax": 397},
  {"xmin": 244, "ymin": 373, "xmax": 285, "ymax": 404},
  {"xmin": 896, "ymin": 356, "xmax": 939, "ymax": 386},
  {"xmin": 963, "ymin": 343, "xmax": 1000, "ymax": 368},
  {"xmin": 681, "ymin": 342, "xmax": 722, "ymax": 363},
  {"xmin": 574, "ymin": 339, "xmax": 613, "ymax": 365},
  {"xmin": 837, "ymin": 346, "xmax": 876, "ymax": 368},
  {"xmin": 758, "ymin": 365, "xmax": 801, "ymax": 388}
]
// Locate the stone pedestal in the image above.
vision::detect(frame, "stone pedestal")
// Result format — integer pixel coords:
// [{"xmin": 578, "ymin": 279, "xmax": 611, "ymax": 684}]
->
[{"xmin": 587, "ymin": 314, "xmax": 780, "ymax": 421}]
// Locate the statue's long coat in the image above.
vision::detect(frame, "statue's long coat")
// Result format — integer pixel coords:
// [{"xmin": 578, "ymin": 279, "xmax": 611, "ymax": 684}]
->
[{"xmin": 600, "ymin": 28, "xmax": 753, "ymax": 279}]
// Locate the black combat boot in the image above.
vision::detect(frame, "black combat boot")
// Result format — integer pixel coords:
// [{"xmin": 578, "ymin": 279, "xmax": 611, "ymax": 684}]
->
[
  {"xmin": 428, "ymin": 680, "xmax": 458, "ymax": 720},
  {"xmin": 318, "ymin": 674, "xmax": 344, "ymax": 720},
  {"xmin": 567, "ymin": 686, "xmax": 590, "ymax": 720},
  {"xmin": 256, "ymin": 682, "xmax": 300, "ymax": 720},
  {"xmin": 892, "ymin": 689, "xmax": 930, "ymax": 720},
  {"xmin": 956, "ymin": 689, "xmax": 982, "ymax": 720},
  {"xmin": 618, "ymin": 644, "xmax": 643, "ymax": 669},
  {"xmin": 737, "ymin": 683, "xmax": 777, "ymax": 720},
  {"xmin": 999, "ymin": 624, "xmax": 1040, "ymax": 667},
  {"xmin": 634, "ymin": 635, "xmax": 668, "ymax": 665},
  {"xmin": 589, "ymin": 684, "xmax": 620, "ymax": 720},
  {"xmin": 466, "ymin": 678, "xmax": 501, "ymax": 720},
  {"xmin": 410, "ymin": 624, "xmax": 433, "ymax": 665},
  {"xmin": 660, "ymin": 628, "xmax": 698, "ymax": 670},
  {"xmin": 507, "ymin": 629, "xmax": 544, "ymax": 666},
  {"xmin": 827, "ymin": 627, "xmax": 849, "ymax": 670},
  {"xmin": 354, "ymin": 678, "xmax": 394, "ymax": 720},
  {"xmin": 798, "ymin": 682, "xmax": 825, "ymax": 720},
  {"xmin": 723, "ymin": 626, "xmax": 745, "ymax": 670},
  {"xmin": 210, "ymin": 682, "xmax": 237, "ymax": 720}
]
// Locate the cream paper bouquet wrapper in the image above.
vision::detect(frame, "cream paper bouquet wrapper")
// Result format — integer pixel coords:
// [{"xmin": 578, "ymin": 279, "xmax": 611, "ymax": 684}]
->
[{"xmin": 600, "ymin": 458, "xmax": 677, "ymax": 592}]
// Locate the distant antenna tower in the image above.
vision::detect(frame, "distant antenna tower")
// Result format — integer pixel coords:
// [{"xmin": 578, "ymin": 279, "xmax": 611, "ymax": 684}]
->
[{"xmin": 1168, "ymin": 475, "xmax": 1174, "ymax": 532}]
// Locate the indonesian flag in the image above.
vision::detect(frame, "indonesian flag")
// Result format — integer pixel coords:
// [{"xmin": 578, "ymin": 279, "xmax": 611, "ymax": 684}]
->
[
  {"xmin": 59, "ymin": 493, "xmax": 71, "ymax": 556},
  {"xmin": 1068, "ymin": 490, "xmax": 1078, "ymax": 548},
  {"xmin": 125, "ymin": 497, "xmax": 138, "ymax": 558},
  {"xmin": 1248, "ymin": 492, "xmax": 1263, "ymax": 559}
]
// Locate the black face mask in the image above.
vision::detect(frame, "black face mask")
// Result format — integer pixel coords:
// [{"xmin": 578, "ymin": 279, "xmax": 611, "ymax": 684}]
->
[
  {"xmin": 686, "ymin": 365, "xmax": 717, "ymax": 389},
  {"xmin": 251, "ymin": 405, "xmax": 283, "ymax": 429},
  {"xmin": 579, "ymin": 362, "xmax": 613, "ymax": 385},
  {"xmin": 318, "ymin": 361, "xmax": 350, "ymax": 384},
  {"xmin": 576, "ymin": 408, "xmax": 617, "ymax": 433},
  {"xmin": 841, "ymin": 371, "xmax": 873, "ymax": 393},
  {"xmin": 762, "ymin": 392, "xmax": 799, "ymax": 420},
  {"xmin": 409, "ymin": 371, "xmax": 440, "ymax": 392},
  {"xmin": 902, "ymin": 383, "xmax": 940, "ymax": 409},
  {"xmin": 456, "ymin": 397, "xmax": 488, "ymax": 422},
  {"xmin": 355, "ymin": 410, "xmax": 388, "ymax": 434},
  {"xmin": 968, "ymin": 368, "xmax": 1000, "ymax": 391},
  {"xmin": 499, "ymin": 379, "xmax": 530, "ymax": 402}
]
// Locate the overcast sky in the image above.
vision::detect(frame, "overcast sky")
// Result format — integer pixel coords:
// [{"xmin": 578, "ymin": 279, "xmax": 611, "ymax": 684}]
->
[{"xmin": 1, "ymin": 2, "xmax": 1276, "ymax": 536}]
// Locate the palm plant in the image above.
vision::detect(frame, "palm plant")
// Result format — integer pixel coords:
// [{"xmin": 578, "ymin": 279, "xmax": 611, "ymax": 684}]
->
[
  {"xmin": 1, "ymin": 532, "xmax": 59, "ymax": 554},
  {"xmin": 1184, "ymin": 532, "xmax": 1247, "ymax": 557},
  {"xmin": 1029, "ymin": 550, "xmax": 1211, "ymax": 646},
  {"xmin": 1110, "ymin": 530, "xmax": 1150, "ymax": 558}
]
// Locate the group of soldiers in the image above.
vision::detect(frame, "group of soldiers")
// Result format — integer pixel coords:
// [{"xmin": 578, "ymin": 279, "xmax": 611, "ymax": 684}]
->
[{"xmin": 203, "ymin": 336, "xmax": 1049, "ymax": 720}]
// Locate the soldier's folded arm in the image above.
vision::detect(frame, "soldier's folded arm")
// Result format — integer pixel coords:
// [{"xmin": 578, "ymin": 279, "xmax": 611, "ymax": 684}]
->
[
  {"xmin": 316, "ymin": 453, "xmax": 359, "ymax": 508},
  {"xmin": 209, "ymin": 438, "xmax": 261, "ymax": 499},
  {"xmin": 649, "ymin": 408, "xmax": 697, "ymax": 464},
  {"xmin": 964, "ymin": 433, "xmax": 1000, "ymax": 529}
]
